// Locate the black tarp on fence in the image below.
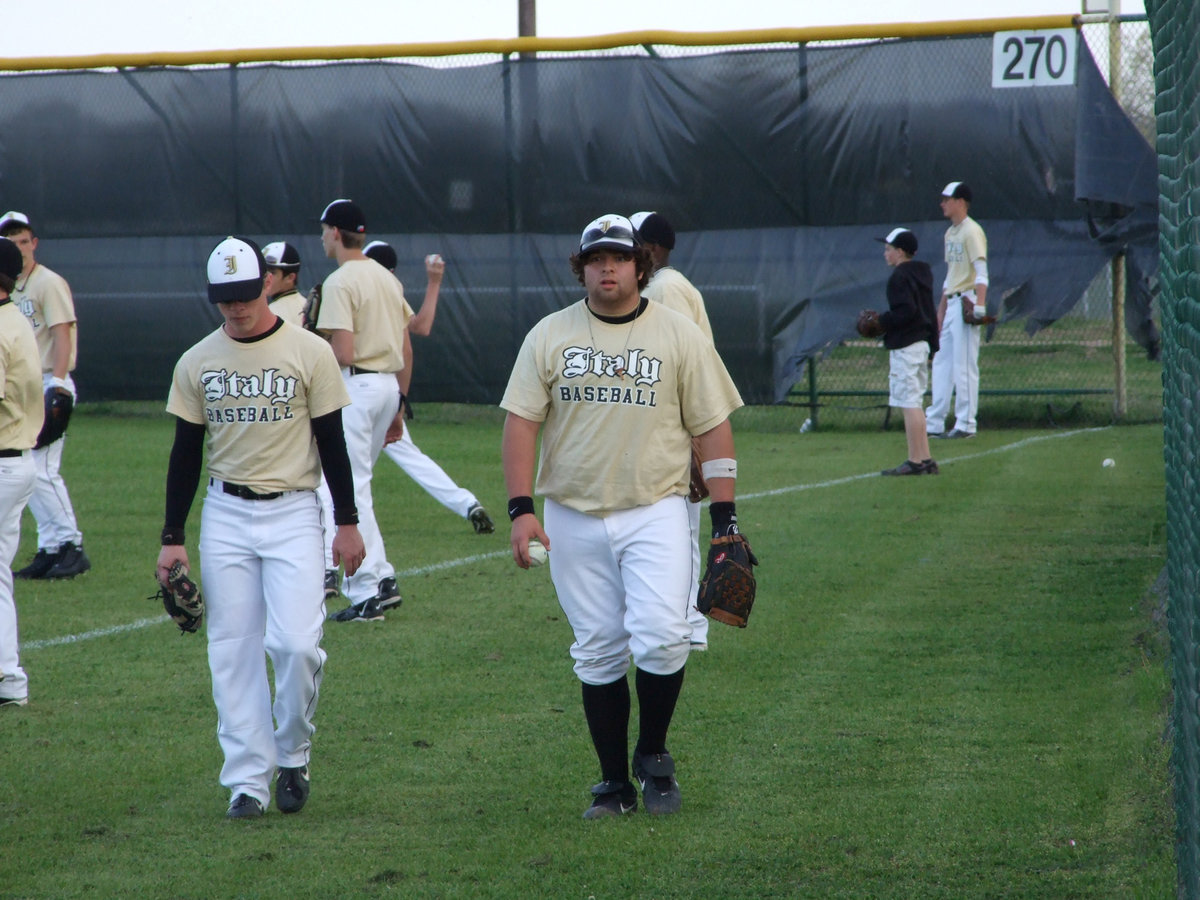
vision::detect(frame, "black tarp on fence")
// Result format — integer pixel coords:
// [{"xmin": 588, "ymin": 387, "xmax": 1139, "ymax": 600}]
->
[{"xmin": 0, "ymin": 31, "xmax": 1155, "ymax": 403}]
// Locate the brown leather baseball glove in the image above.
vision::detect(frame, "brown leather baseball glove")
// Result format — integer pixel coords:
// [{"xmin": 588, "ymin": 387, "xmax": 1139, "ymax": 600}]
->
[
  {"xmin": 856, "ymin": 309, "xmax": 885, "ymax": 339},
  {"xmin": 153, "ymin": 561, "xmax": 204, "ymax": 634}
]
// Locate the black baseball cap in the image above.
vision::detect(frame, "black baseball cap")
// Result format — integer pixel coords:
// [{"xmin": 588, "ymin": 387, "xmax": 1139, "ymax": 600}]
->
[
  {"xmin": 579, "ymin": 214, "xmax": 639, "ymax": 254},
  {"xmin": 876, "ymin": 227, "xmax": 918, "ymax": 255},
  {"xmin": 941, "ymin": 181, "xmax": 973, "ymax": 202},
  {"xmin": 630, "ymin": 211, "xmax": 676, "ymax": 250},
  {"xmin": 0, "ymin": 238, "xmax": 22, "ymax": 280},
  {"xmin": 206, "ymin": 236, "xmax": 266, "ymax": 304},
  {"xmin": 262, "ymin": 241, "xmax": 301, "ymax": 271},
  {"xmin": 320, "ymin": 199, "xmax": 367, "ymax": 234},
  {"xmin": 363, "ymin": 240, "xmax": 398, "ymax": 271}
]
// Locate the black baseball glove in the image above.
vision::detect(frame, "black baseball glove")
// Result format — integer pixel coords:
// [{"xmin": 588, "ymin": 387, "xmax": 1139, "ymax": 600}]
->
[
  {"xmin": 34, "ymin": 388, "xmax": 73, "ymax": 449},
  {"xmin": 697, "ymin": 533, "xmax": 759, "ymax": 628},
  {"xmin": 153, "ymin": 561, "xmax": 204, "ymax": 634},
  {"xmin": 301, "ymin": 283, "xmax": 323, "ymax": 333}
]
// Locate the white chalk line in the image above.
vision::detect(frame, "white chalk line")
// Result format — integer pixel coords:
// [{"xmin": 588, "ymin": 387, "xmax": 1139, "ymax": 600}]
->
[{"xmin": 20, "ymin": 427, "xmax": 1105, "ymax": 653}]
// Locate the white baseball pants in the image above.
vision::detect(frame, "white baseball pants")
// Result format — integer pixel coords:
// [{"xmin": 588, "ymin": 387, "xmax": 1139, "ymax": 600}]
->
[
  {"xmin": 29, "ymin": 373, "xmax": 82, "ymax": 550},
  {"xmin": 0, "ymin": 452, "xmax": 35, "ymax": 702},
  {"xmin": 318, "ymin": 371, "xmax": 399, "ymax": 604},
  {"xmin": 382, "ymin": 424, "xmax": 478, "ymax": 518},
  {"xmin": 200, "ymin": 487, "xmax": 327, "ymax": 809},
  {"xmin": 926, "ymin": 292, "xmax": 980, "ymax": 435},
  {"xmin": 686, "ymin": 498, "xmax": 708, "ymax": 646},
  {"xmin": 544, "ymin": 494, "xmax": 694, "ymax": 685}
]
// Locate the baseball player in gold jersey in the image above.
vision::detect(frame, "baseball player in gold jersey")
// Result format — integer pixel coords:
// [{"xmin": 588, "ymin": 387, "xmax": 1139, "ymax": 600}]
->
[
  {"xmin": 1, "ymin": 212, "xmax": 90, "ymax": 581},
  {"xmin": 927, "ymin": 182, "xmax": 989, "ymax": 439},
  {"xmin": 157, "ymin": 237, "xmax": 364, "ymax": 818},
  {"xmin": 263, "ymin": 241, "xmax": 307, "ymax": 327},
  {"xmin": 0, "ymin": 239, "xmax": 44, "ymax": 708},
  {"xmin": 502, "ymin": 214, "xmax": 745, "ymax": 819},
  {"xmin": 631, "ymin": 211, "xmax": 715, "ymax": 651},
  {"xmin": 315, "ymin": 200, "xmax": 409, "ymax": 622},
  {"xmin": 362, "ymin": 240, "xmax": 495, "ymax": 534}
]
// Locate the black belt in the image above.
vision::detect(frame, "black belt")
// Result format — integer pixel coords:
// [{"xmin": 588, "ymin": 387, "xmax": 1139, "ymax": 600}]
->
[
  {"xmin": 348, "ymin": 366, "xmax": 379, "ymax": 376},
  {"xmin": 0, "ymin": 449, "xmax": 24, "ymax": 458},
  {"xmin": 949, "ymin": 291, "xmax": 973, "ymax": 299},
  {"xmin": 210, "ymin": 477, "xmax": 285, "ymax": 501}
]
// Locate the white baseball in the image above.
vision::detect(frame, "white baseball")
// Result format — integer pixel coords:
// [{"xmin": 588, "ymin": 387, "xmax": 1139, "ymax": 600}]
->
[
  {"xmin": 1102, "ymin": 458, "xmax": 1116, "ymax": 468},
  {"xmin": 527, "ymin": 539, "xmax": 548, "ymax": 567},
  {"xmin": 426, "ymin": 253, "xmax": 443, "ymax": 265}
]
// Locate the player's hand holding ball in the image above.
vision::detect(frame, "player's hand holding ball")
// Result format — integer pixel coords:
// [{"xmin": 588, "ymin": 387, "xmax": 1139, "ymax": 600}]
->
[
  {"xmin": 526, "ymin": 539, "xmax": 548, "ymax": 567},
  {"xmin": 425, "ymin": 253, "xmax": 445, "ymax": 281}
]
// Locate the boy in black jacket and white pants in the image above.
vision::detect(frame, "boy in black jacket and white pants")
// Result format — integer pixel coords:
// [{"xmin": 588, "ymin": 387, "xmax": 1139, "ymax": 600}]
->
[{"xmin": 871, "ymin": 228, "xmax": 940, "ymax": 476}]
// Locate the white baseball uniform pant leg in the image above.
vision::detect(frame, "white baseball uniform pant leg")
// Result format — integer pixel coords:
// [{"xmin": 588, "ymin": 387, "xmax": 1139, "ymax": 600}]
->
[
  {"xmin": 0, "ymin": 453, "xmax": 35, "ymax": 702},
  {"xmin": 686, "ymin": 498, "xmax": 708, "ymax": 647},
  {"xmin": 921, "ymin": 297, "xmax": 960, "ymax": 434},
  {"xmin": 319, "ymin": 371, "xmax": 399, "ymax": 605},
  {"xmin": 201, "ymin": 488, "xmax": 327, "ymax": 808},
  {"xmin": 382, "ymin": 424, "xmax": 479, "ymax": 517},
  {"xmin": 28, "ymin": 374, "xmax": 82, "ymax": 549},
  {"xmin": 544, "ymin": 495, "xmax": 693, "ymax": 686}
]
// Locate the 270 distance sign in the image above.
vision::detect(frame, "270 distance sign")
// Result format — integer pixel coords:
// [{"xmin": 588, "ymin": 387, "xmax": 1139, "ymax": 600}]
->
[{"xmin": 992, "ymin": 29, "xmax": 1077, "ymax": 88}]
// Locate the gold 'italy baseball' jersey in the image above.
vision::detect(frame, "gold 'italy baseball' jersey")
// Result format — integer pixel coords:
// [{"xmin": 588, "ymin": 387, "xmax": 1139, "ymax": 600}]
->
[
  {"xmin": 643, "ymin": 267, "xmax": 713, "ymax": 343},
  {"xmin": 166, "ymin": 322, "xmax": 350, "ymax": 494},
  {"xmin": 0, "ymin": 302, "xmax": 45, "ymax": 450},
  {"xmin": 501, "ymin": 299, "xmax": 743, "ymax": 515},
  {"xmin": 268, "ymin": 289, "xmax": 308, "ymax": 329},
  {"xmin": 315, "ymin": 259, "xmax": 409, "ymax": 373},
  {"xmin": 12, "ymin": 264, "xmax": 77, "ymax": 374},
  {"xmin": 943, "ymin": 216, "xmax": 988, "ymax": 296}
]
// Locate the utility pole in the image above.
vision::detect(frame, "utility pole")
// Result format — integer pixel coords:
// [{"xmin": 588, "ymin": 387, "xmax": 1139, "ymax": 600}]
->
[
  {"xmin": 1108, "ymin": 0, "xmax": 1127, "ymax": 420},
  {"xmin": 519, "ymin": 0, "xmax": 535, "ymax": 38}
]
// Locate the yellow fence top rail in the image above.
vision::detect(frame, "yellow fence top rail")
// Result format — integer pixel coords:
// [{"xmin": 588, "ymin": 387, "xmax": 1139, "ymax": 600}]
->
[{"xmin": 0, "ymin": 16, "xmax": 1080, "ymax": 72}]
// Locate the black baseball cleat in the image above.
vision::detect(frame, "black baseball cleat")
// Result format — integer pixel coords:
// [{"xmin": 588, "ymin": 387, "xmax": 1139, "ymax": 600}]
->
[
  {"xmin": 882, "ymin": 459, "xmax": 923, "ymax": 476},
  {"xmin": 275, "ymin": 766, "xmax": 310, "ymax": 814},
  {"xmin": 323, "ymin": 569, "xmax": 340, "ymax": 602},
  {"xmin": 44, "ymin": 542, "xmax": 91, "ymax": 579},
  {"xmin": 582, "ymin": 780, "xmax": 638, "ymax": 819},
  {"xmin": 226, "ymin": 793, "xmax": 265, "ymax": 819},
  {"xmin": 14, "ymin": 548, "xmax": 59, "ymax": 580},
  {"xmin": 376, "ymin": 576, "xmax": 403, "ymax": 611},
  {"xmin": 468, "ymin": 504, "xmax": 495, "ymax": 534},
  {"xmin": 633, "ymin": 751, "xmax": 682, "ymax": 816},
  {"xmin": 329, "ymin": 597, "xmax": 386, "ymax": 622},
  {"xmin": 942, "ymin": 428, "xmax": 975, "ymax": 439},
  {"xmin": 0, "ymin": 695, "xmax": 29, "ymax": 708}
]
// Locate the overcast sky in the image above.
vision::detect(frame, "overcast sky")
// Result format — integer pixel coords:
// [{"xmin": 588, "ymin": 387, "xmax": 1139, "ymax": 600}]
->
[{"xmin": 8, "ymin": 0, "xmax": 1145, "ymax": 58}]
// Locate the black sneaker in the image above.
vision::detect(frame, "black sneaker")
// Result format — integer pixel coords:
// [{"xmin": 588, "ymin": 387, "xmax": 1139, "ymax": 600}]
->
[
  {"xmin": 633, "ymin": 751, "xmax": 682, "ymax": 816},
  {"xmin": 468, "ymin": 504, "xmax": 495, "ymax": 534},
  {"xmin": 275, "ymin": 765, "xmax": 310, "ymax": 814},
  {"xmin": 226, "ymin": 793, "xmax": 265, "ymax": 819},
  {"xmin": 582, "ymin": 779, "xmax": 637, "ymax": 819},
  {"xmin": 881, "ymin": 459, "xmax": 927, "ymax": 476},
  {"xmin": 15, "ymin": 548, "xmax": 59, "ymax": 580},
  {"xmin": 376, "ymin": 576, "xmax": 403, "ymax": 611},
  {"xmin": 44, "ymin": 542, "xmax": 91, "ymax": 579},
  {"xmin": 920, "ymin": 459, "xmax": 940, "ymax": 475},
  {"xmin": 944, "ymin": 428, "xmax": 975, "ymax": 439},
  {"xmin": 0, "ymin": 695, "xmax": 29, "ymax": 708},
  {"xmin": 323, "ymin": 570, "xmax": 340, "ymax": 602},
  {"xmin": 329, "ymin": 597, "xmax": 385, "ymax": 622}
]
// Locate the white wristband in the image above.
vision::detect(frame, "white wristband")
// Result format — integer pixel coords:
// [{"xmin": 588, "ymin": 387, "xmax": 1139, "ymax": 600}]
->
[{"xmin": 701, "ymin": 457, "xmax": 737, "ymax": 480}]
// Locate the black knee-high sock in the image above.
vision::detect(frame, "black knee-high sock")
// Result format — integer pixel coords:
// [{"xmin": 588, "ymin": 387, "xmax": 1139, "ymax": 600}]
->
[
  {"xmin": 635, "ymin": 666, "xmax": 685, "ymax": 757},
  {"xmin": 581, "ymin": 677, "xmax": 631, "ymax": 783}
]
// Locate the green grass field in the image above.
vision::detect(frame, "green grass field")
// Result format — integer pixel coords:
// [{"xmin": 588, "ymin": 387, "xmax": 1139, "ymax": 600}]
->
[{"xmin": 0, "ymin": 405, "xmax": 1173, "ymax": 898}]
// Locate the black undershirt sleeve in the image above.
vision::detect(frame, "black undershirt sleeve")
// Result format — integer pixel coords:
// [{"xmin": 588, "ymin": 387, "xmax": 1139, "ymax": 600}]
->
[
  {"xmin": 163, "ymin": 418, "xmax": 206, "ymax": 533},
  {"xmin": 312, "ymin": 408, "xmax": 359, "ymax": 526}
]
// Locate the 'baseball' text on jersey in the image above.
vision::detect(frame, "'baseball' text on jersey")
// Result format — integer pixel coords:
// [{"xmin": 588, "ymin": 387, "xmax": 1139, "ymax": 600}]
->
[
  {"xmin": 558, "ymin": 385, "xmax": 657, "ymax": 407},
  {"xmin": 206, "ymin": 405, "xmax": 295, "ymax": 423},
  {"xmin": 561, "ymin": 347, "xmax": 662, "ymax": 387},
  {"xmin": 201, "ymin": 368, "xmax": 298, "ymax": 404}
]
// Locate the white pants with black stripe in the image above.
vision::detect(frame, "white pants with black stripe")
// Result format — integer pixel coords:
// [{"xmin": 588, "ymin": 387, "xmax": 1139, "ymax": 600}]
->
[{"xmin": 926, "ymin": 292, "xmax": 981, "ymax": 435}]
